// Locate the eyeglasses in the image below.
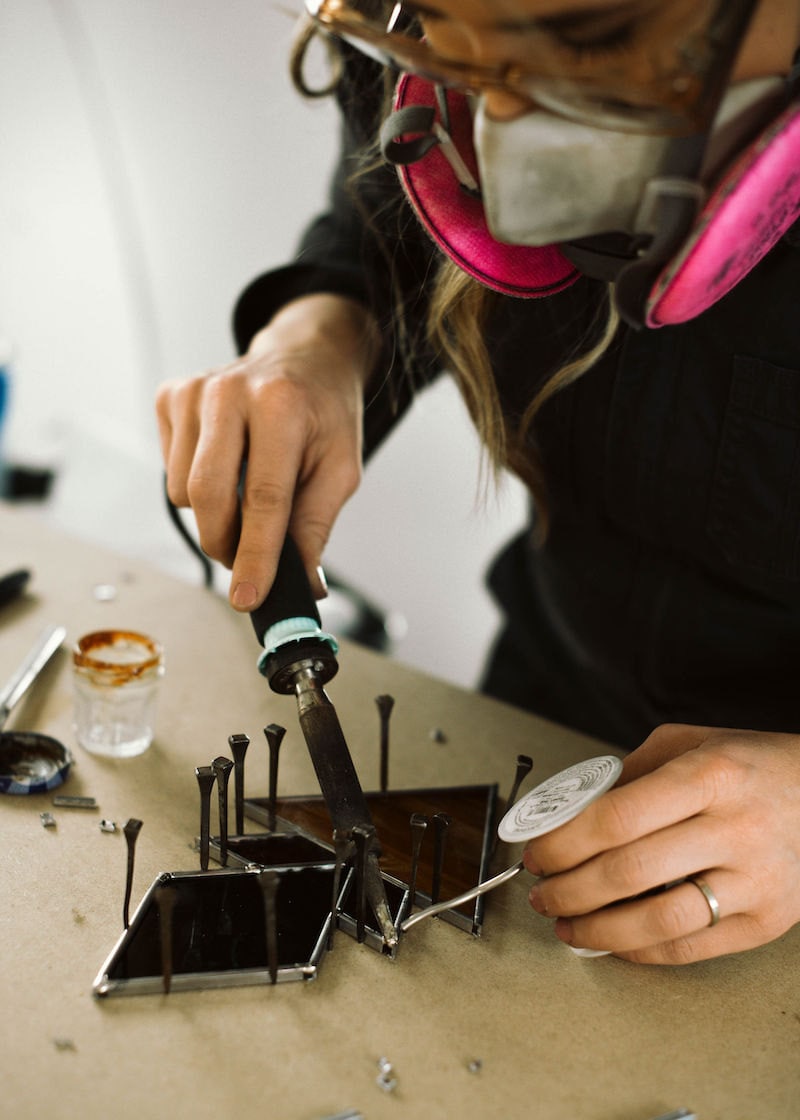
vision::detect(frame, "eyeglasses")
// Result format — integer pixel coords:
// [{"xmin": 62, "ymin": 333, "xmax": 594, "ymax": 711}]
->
[{"xmin": 304, "ymin": 0, "xmax": 760, "ymax": 133}]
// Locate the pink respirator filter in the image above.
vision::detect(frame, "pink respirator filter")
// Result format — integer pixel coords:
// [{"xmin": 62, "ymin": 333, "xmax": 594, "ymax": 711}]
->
[
  {"xmin": 394, "ymin": 73, "xmax": 800, "ymax": 324},
  {"xmin": 647, "ymin": 101, "xmax": 800, "ymax": 326},
  {"xmin": 394, "ymin": 73, "xmax": 579, "ymax": 299}
]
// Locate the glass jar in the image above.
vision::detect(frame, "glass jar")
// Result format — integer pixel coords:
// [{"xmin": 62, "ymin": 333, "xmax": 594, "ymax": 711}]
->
[{"xmin": 72, "ymin": 630, "xmax": 164, "ymax": 757}]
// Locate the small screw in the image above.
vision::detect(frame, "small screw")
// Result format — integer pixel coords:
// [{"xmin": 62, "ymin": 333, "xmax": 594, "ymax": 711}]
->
[
  {"xmin": 40, "ymin": 812, "xmax": 56, "ymax": 829},
  {"xmin": 467, "ymin": 1058, "xmax": 483, "ymax": 1074},
  {"xmin": 376, "ymin": 1057, "xmax": 398, "ymax": 1091},
  {"xmin": 429, "ymin": 727, "xmax": 447, "ymax": 743}
]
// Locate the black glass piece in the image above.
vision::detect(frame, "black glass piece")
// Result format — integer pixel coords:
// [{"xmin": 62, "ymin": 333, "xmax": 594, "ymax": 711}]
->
[
  {"xmin": 208, "ymin": 831, "xmax": 334, "ymax": 868},
  {"xmin": 245, "ymin": 784, "xmax": 498, "ymax": 933},
  {"xmin": 95, "ymin": 865, "xmax": 338, "ymax": 997}
]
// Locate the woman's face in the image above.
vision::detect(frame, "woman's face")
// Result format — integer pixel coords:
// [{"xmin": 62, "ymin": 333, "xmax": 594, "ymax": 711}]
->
[{"xmin": 414, "ymin": 0, "xmax": 800, "ymax": 120}]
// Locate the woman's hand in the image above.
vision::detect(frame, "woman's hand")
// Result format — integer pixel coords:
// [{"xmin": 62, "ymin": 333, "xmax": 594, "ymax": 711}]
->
[
  {"xmin": 523, "ymin": 724, "xmax": 800, "ymax": 964},
  {"xmin": 156, "ymin": 293, "xmax": 379, "ymax": 610}
]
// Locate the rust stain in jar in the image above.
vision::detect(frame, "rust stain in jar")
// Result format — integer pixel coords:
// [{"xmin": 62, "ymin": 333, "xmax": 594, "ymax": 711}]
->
[{"xmin": 73, "ymin": 630, "xmax": 163, "ymax": 687}]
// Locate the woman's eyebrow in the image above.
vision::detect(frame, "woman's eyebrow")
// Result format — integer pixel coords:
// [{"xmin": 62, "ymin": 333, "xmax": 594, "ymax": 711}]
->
[
  {"xmin": 498, "ymin": 2, "xmax": 645, "ymax": 34},
  {"xmin": 399, "ymin": 0, "xmax": 646, "ymax": 33}
]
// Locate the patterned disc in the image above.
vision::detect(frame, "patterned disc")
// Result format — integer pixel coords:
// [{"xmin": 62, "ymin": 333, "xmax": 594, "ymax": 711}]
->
[{"xmin": 497, "ymin": 755, "xmax": 623, "ymax": 842}]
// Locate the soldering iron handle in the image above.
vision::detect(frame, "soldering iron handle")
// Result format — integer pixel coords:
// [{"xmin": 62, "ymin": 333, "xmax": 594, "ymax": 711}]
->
[{"xmin": 249, "ymin": 534, "xmax": 321, "ymax": 648}]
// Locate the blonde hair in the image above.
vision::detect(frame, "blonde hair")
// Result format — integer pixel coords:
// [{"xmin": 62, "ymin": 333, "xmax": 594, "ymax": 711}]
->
[
  {"xmin": 290, "ymin": 20, "xmax": 619, "ymax": 533},
  {"xmin": 427, "ymin": 258, "xmax": 618, "ymax": 534}
]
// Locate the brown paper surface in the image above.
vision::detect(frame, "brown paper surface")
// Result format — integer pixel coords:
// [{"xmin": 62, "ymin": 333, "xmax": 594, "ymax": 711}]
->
[{"xmin": 1, "ymin": 504, "xmax": 798, "ymax": 1119}]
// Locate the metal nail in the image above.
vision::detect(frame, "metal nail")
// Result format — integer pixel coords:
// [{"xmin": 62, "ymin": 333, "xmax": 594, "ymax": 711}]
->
[
  {"xmin": 431, "ymin": 813, "xmax": 451, "ymax": 906},
  {"xmin": 122, "ymin": 818, "xmax": 143, "ymax": 929},
  {"xmin": 228, "ymin": 733, "xmax": 250, "ymax": 836},
  {"xmin": 407, "ymin": 813, "xmax": 428, "ymax": 916},
  {"xmin": 263, "ymin": 724, "xmax": 286, "ymax": 832},
  {"xmin": 195, "ymin": 765, "xmax": 216, "ymax": 871},
  {"xmin": 493, "ymin": 753, "xmax": 534, "ymax": 857},
  {"xmin": 212, "ymin": 756, "xmax": 234, "ymax": 866},
  {"xmin": 376, "ymin": 1056, "xmax": 398, "ymax": 1093},
  {"xmin": 507, "ymin": 754, "xmax": 534, "ymax": 809},
  {"xmin": 374, "ymin": 694, "xmax": 394, "ymax": 793}
]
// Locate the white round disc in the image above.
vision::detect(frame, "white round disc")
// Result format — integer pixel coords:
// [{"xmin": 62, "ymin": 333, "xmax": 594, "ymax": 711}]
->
[{"xmin": 497, "ymin": 755, "xmax": 623, "ymax": 842}]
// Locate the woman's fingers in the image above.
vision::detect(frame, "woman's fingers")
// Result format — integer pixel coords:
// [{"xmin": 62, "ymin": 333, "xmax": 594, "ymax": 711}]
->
[
  {"xmin": 524, "ymin": 726, "xmax": 800, "ymax": 963},
  {"xmin": 528, "ymin": 813, "xmax": 729, "ymax": 917},
  {"xmin": 524, "ymin": 736, "xmax": 713, "ymax": 877},
  {"xmin": 155, "ymin": 297, "xmax": 374, "ymax": 610}
]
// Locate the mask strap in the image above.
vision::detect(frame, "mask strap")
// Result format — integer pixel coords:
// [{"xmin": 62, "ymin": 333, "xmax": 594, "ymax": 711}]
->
[
  {"xmin": 562, "ymin": 132, "xmax": 708, "ymax": 327},
  {"xmin": 380, "ymin": 88, "xmax": 481, "ymax": 197}
]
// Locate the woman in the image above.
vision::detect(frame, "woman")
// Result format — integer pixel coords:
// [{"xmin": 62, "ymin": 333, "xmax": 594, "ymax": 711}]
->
[{"xmin": 157, "ymin": 0, "xmax": 800, "ymax": 964}]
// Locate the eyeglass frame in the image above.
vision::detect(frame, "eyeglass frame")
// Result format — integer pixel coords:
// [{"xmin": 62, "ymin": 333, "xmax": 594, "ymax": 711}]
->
[{"xmin": 303, "ymin": 0, "xmax": 762, "ymax": 133}]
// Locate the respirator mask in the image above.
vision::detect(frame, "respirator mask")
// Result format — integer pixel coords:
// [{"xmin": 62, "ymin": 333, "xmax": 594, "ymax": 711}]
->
[{"xmin": 306, "ymin": 0, "xmax": 800, "ymax": 328}]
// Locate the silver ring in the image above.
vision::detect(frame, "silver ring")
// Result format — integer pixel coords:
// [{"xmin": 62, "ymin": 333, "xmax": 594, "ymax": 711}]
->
[{"xmin": 688, "ymin": 875, "xmax": 721, "ymax": 927}]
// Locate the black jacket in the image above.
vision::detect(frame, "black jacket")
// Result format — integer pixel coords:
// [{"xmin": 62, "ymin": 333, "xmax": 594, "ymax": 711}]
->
[{"xmin": 233, "ymin": 49, "xmax": 800, "ymax": 748}]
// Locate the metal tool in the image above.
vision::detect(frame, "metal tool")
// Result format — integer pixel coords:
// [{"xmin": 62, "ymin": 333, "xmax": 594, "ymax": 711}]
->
[
  {"xmin": 0, "ymin": 624, "xmax": 72, "ymax": 795},
  {"xmin": 402, "ymin": 860, "xmax": 526, "ymax": 932},
  {"xmin": 250, "ymin": 536, "xmax": 397, "ymax": 948},
  {"xmin": 0, "ymin": 624, "xmax": 66, "ymax": 728},
  {"xmin": 53, "ymin": 795, "xmax": 96, "ymax": 809}
]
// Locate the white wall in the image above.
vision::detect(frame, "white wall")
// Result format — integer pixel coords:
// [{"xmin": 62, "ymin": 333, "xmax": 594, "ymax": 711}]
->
[{"xmin": 0, "ymin": 0, "xmax": 527, "ymax": 688}]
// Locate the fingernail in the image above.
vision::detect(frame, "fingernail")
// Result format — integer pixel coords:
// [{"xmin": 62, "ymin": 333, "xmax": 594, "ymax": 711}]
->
[
  {"xmin": 232, "ymin": 581, "xmax": 258, "ymax": 609},
  {"xmin": 522, "ymin": 850, "xmax": 543, "ymax": 877},
  {"xmin": 315, "ymin": 565, "xmax": 329, "ymax": 599},
  {"xmin": 554, "ymin": 918, "xmax": 574, "ymax": 944},
  {"xmin": 528, "ymin": 886, "xmax": 548, "ymax": 916}
]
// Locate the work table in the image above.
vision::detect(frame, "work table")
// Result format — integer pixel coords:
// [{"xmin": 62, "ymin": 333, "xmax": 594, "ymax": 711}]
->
[{"xmin": 1, "ymin": 503, "xmax": 798, "ymax": 1120}]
